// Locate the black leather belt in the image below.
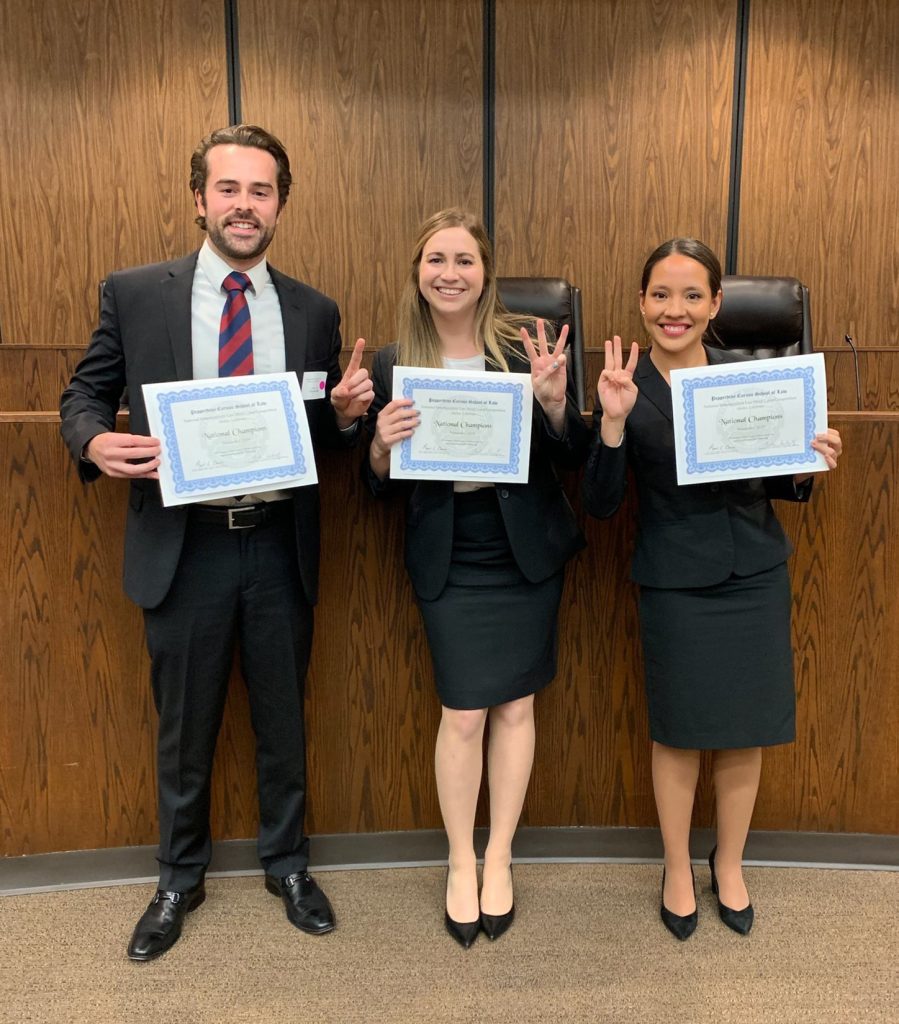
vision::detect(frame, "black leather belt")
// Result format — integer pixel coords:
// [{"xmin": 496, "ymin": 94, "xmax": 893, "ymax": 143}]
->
[{"xmin": 190, "ymin": 501, "xmax": 292, "ymax": 530}]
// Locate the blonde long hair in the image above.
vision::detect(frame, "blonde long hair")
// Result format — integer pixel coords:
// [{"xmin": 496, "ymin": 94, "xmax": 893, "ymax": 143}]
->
[{"xmin": 395, "ymin": 208, "xmax": 534, "ymax": 371}]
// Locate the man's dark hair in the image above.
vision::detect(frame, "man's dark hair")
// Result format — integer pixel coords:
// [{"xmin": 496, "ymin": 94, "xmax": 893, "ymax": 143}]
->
[{"xmin": 189, "ymin": 124, "xmax": 292, "ymax": 229}]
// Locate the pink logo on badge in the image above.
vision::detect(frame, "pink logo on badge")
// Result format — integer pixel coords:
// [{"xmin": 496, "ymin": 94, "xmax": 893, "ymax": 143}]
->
[{"xmin": 319, "ymin": 380, "xmax": 325, "ymax": 390}]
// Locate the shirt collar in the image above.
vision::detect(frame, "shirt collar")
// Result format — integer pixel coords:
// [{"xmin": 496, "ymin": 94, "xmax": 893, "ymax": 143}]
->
[{"xmin": 198, "ymin": 238, "xmax": 271, "ymax": 295}]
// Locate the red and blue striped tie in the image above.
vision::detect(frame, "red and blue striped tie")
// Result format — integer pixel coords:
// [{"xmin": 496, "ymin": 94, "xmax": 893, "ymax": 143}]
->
[{"xmin": 218, "ymin": 272, "xmax": 254, "ymax": 376}]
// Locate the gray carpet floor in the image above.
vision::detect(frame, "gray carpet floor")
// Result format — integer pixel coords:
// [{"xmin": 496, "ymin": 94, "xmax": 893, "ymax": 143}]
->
[{"xmin": 0, "ymin": 864, "xmax": 895, "ymax": 1023}]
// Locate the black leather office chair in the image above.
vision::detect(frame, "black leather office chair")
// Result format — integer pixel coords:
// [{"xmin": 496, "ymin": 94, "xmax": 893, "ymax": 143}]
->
[
  {"xmin": 706, "ymin": 275, "xmax": 812, "ymax": 358},
  {"xmin": 497, "ymin": 277, "xmax": 586, "ymax": 411}
]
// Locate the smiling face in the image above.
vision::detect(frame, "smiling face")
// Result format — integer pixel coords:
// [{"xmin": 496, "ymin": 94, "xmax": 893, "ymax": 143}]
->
[
  {"xmin": 194, "ymin": 144, "xmax": 281, "ymax": 269},
  {"xmin": 417, "ymin": 226, "xmax": 485, "ymax": 326},
  {"xmin": 640, "ymin": 253, "xmax": 722, "ymax": 365}
]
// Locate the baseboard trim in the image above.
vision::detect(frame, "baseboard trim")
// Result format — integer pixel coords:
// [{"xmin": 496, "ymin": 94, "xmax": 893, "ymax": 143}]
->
[{"xmin": 2, "ymin": 827, "xmax": 896, "ymax": 895}]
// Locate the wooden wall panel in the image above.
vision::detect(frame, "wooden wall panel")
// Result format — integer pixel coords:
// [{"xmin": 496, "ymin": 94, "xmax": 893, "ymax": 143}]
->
[
  {"xmin": 2, "ymin": 414, "xmax": 896, "ymax": 856},
  {"xmin": 494, "ymin": 0, "xmax": 736, "ymax": 352},
  {"xmin": 582, "ymin": 348, "xmax": 899, "ymax": 414},
  {"xmin": 739, "ymin": 0, "xmax": 899, "ymax": 347},
  {"xmin": 0, "ymin": 348, "xmax": 87, "ymax": 413},
  {"xmin": 237, "ymin": 0, "xmax": 484, "ymax": 352},
  {"xmin": 0, "ymin": 0, "xmax": 228, "ymax": 346}
]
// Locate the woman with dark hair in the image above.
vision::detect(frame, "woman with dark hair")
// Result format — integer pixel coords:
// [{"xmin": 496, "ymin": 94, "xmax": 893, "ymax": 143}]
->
[
  {"xmin": 583, "ymin": 238, "xmax": 842, "ymax": 940},
  {"xmin": 365, "ymin": 208, "xmax": 589, "ymax": 947}
]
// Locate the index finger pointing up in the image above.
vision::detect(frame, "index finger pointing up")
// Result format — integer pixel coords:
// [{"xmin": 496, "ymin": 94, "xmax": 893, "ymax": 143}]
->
[{"xmin": 345, "ymin": 337, "xmax": 366, "ymax": 376}]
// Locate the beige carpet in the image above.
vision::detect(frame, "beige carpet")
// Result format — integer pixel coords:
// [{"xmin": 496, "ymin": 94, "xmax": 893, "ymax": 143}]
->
[{"xmin": 0, "ymin": 864, "xmax": 895, "ymax": 1024}]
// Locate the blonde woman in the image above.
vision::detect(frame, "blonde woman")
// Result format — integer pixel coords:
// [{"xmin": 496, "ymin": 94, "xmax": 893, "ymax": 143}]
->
[{"xmin": 365, "ymin": 209, "xmax": 589, "ymax": 947}]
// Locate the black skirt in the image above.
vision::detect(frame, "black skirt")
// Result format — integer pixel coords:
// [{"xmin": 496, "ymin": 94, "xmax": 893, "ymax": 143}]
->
[
  {"xmin": 418, "ymin": 488, "xmax": 563, "ymax": 710},
  {"xmin": 639, "ymin": 561, "xmax": 796, "ymax": 749}
]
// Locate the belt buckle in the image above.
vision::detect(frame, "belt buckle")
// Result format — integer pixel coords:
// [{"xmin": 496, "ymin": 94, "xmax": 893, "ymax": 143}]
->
[{"xmin": 226, "ymin": 506, "xmax": 256, "ymax": 530}]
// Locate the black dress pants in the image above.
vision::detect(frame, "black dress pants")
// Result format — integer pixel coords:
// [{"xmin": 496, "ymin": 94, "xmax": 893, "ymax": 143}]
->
[{"xmin": 143, "ymin": 505, "xmax": 313, "ymax": 890}]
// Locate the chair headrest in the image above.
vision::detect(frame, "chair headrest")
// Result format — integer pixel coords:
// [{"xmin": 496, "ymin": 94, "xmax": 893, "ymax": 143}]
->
[
  {"xmin": 496, "ymin": 277, "xmax": 575, "ymax": 321},
  {"xmin": 708, "ymin": 275, "xmax": 807, "ymax": 352}
]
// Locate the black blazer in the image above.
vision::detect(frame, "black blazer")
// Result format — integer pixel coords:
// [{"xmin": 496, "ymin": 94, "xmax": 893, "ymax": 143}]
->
[
  {"xmin": 60, "ymin": 251, "xmax": 353, "ymax": 609},
  {"xmin": 582, "ymin": 345, "xmax": 812, "ymax": 589},
  {"xmin": 365, "ymin": 343, "xmax": 589, "ymax": 601}
]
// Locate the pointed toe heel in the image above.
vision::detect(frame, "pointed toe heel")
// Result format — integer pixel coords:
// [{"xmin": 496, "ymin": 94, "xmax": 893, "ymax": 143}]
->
[
  {"xmin": 480, "ymin": 904, "xmax": 515, "ymax": 941},
  {"xmin": 660, "ymin": 868, "xmax": 698, "ymax": 941},
  {"xmin": 709, "ymin": 846, "xmax": 754, "ymax": 936},
  {"xmin": 445, "ymin": 911, "xmax": 480, "ymax": 949}
]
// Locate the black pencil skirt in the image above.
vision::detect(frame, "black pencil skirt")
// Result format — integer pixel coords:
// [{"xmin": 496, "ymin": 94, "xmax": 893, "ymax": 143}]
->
[
  {"xmin": 639, "ymin": 561, "xmax": 796, "ymax": 750},
  {"xmin": 418, "ymin": 488, "xmax": 563, "ymax": 710}
]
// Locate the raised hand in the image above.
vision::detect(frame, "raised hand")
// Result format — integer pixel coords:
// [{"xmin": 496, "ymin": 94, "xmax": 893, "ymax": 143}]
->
[
  {"xmin": 330, "ymin": 338, "xmax": 375, "ymax": 427},
  {"xmin": 521, "ymin": 319, "xmax": 569, "ymax": 431},
  {"xmin": 85, "ymin": 432, "xmax": 161, "ymax": 479},
  {"xmin": 597, "ymin": 335, "xmax": 640, "ymax": 422}
]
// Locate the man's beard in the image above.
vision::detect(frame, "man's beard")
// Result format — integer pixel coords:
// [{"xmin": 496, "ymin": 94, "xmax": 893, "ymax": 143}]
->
[{"xmin": 206, "ymin": 217, "xmax": 275, "ymax": 263}]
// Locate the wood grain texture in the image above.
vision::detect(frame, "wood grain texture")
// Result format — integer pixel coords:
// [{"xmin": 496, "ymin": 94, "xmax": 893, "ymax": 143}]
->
[
  {"xmin": 582, "ymin": 348, "xmax": 899, "ymax": 413},
  {"xmin": 0, "ymin": 348, "xmax": 87, "ymax": 412},
  {"xmin": 738, "ymin": 0, "xmax": 899, "ymax": 346},
  {"xmin": 494, "ymin": 0, "xmax": 736, "ymax": 354},
  {"xmin": 7, "ymin": 343, "xmax": 899, "ymax": 415},
  {"xmin": 237, "ymin": 0, "xmax": 483, "ymax": 352},
  {"xmin": 0, "ymin": 0, "xmax": 228, "ymax": 346},
  {"xmin": 2, "ymin": 414, "xmax": 896, "ymax": 856}
]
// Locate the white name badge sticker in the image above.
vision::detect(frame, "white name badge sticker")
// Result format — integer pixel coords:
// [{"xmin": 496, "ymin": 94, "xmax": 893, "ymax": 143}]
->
[{"xmin": 302, "ymin": 372, "xmax": 328, "ymax": 400}]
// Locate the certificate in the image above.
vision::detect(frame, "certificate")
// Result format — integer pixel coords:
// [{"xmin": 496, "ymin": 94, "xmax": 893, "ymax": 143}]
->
[
  {"xmin": 142, "ymin": 372, "xmax": 317, "ymax": 507},
  {"xmin": 390, "ymin": 366, "xmax": 533, "ymax": 483},
  {"xmin": 670, "ymin": 353, "xmax": 828, "ymax": 485}
]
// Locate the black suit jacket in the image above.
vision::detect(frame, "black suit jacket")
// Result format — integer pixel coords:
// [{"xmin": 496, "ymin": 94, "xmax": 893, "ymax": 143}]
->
[
  {"xmin": 582, "ymin": 345, "xmax": 812, "ymax": 589},
  {"xmin": 60, "ymin": 251, "xmax": 352, "ymax": 609},
  {"xmin": 365, "ymin": 343, "xmax": 589, "ymax": 601}
]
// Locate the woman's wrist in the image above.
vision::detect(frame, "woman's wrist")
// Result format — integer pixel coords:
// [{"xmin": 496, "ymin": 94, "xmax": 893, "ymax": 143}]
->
[{"xmin": 600, "ymin": 416, "xmax": 626, "ymax": 447}]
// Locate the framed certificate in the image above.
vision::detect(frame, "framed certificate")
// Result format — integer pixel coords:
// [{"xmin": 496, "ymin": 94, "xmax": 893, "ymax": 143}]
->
[
  {"xmin": 390, "ymin": 366, "xmax": 533, "ymax": 483},
  {"xmin": 142, "ymin": 372, "xmax": 317, "ymax": 506},
  {"xmin": 670, "ymin": 353, "xmax": 829, "ymax": 485}
]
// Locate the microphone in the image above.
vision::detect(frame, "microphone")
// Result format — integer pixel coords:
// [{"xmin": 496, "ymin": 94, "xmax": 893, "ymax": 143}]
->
[{"xmin": 843, "ymin": 335, "xmax": 861, "ymax": 411}]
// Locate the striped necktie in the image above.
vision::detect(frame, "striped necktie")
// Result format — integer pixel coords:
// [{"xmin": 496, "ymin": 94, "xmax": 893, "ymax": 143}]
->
[{"xmin": 218, "ymin": 272, "xmax": 254, "ymax": 376}]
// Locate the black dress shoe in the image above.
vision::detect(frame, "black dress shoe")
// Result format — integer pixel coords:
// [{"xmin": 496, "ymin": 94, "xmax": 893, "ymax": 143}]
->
[
  {"xmin": 709, "ymin": 846, "xmax": 754, "ymax": 935},
  {"xmin": 660, "ymin": 868, "xmax": 698, "ymax": 941},
  {"xmin": 127, "ymin": 886, "xmax": 206, "ymax": 961},
  {"xmin": 444, "ymin": 867, "xmax": 479, "ymax": 949},
  {"xmin": 480, "ymin": 905, "xmax": 515, "ymax": 941},
  {"xmin": 265, "ymin": 872, "xmax": 335, "ymax": 934},
  {"xmin": 445, "ymin": 911, "xmax": 480, "ymax": 949}
]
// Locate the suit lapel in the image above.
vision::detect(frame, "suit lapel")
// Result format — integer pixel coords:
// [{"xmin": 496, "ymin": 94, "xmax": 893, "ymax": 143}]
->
[
  {"xmin": 269, "ymin": 266, "xmax": 308, "ymax": 378},
  {"xmin": 160, "ymin": 253, "xmax": 199, "ymax": 381},
  {"xmin": 635, "ymin": 350, "xmax": 673, "ymax": 423}
]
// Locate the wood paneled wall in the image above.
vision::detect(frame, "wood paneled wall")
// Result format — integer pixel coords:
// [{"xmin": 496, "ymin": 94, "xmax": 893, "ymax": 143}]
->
[
  {"xmin": 2, "ymin": 414, "xmax": 896, "ymax": 856},
  {"xmin": 0, "ymin": 0, "xmax": 228, "ymax": 346},
  {"xmin": 238, "ymin": 0, "xmax": 483, "ymax": 350},
  {"xmin": 494, "ymin": 0, "xmax": 737, "ymax": 354},
  {"xmin": 739, "ymin": 0, "xmax": 899, "ymax": 347},
  {"xmin": 2, "ymin": 1, "xmax": 899, "ymax": 857}
]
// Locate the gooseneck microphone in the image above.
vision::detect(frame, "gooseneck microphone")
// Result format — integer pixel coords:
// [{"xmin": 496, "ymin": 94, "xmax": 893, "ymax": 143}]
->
[{"xmin": 843, "ymin": 335, "xmax": 862, "ymax": 411}]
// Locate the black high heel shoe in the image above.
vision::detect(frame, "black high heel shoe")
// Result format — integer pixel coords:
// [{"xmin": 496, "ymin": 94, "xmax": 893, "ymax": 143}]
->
[
  {"xmin": 444, "ymin": 868, "xmax": 480, "ymax": 949},
  {"xmin": 660, "ymin": 867, "xmax": 698, "ymax": 941},
  {"xmin": 709, "ymin": 846, "xmax": 754, "ymax": 935},
  {"xmin": 480, "ymin": 865, "xmax": 515, "ymax": 941}
]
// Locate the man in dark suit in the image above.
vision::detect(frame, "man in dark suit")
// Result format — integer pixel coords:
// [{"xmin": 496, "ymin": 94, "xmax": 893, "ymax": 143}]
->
[{"xmin": 59, "ymin": 124, "xmax": 373, "ymax": 961}]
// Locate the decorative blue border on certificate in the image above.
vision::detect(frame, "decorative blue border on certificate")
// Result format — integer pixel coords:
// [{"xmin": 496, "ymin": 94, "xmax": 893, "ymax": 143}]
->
[
  {"xmin": 155, "ymin": 380, "xmax": 306, "ymax": 494},
  {"xmin": 681, "ymin": 366, "xmax": 817, "ymax": 475},
  {"xmin": 398, "ymin": 376, "xmax": 524, "ymax": 475}
]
